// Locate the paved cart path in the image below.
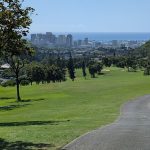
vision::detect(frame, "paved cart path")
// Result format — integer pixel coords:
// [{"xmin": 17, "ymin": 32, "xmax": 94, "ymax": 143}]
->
[{"xmin": 63, "ymin": 95, "xmax": 150, "ymax": 150}]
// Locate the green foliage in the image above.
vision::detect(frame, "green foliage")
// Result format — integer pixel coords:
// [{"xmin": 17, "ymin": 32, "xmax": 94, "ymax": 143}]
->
[
  {"xmin": 67, "ymin": 53, "xmax": 75, "ymax": 81},
  {"xmin": 88, "ymin": 61, "xmax": 103, "ymax": 78},
  {"xmin": 106, "ymin": 56, "xmax": 139, "ymax": 72},
  {"xmin": 139, "ymin": 58, "xmax": 148, "ymax": 68},
  {"xmin": 1, "ymin": 69, "xmax": 14, "ymax": 79},
  {"xmin": 88, "ymin": 64, "xmax": 97, "ymax": 78},
  {"xmin": 46, "ymin": 65, "xmax": 66, "ymax": 83},
  {"xmin": 32, "ymin": 64, "xmax": 45, "ymax": 84},
  {"xmin": 102, "ymin": 57, "xmax": 112, "ymax": 67},
  {"xmin": 139, "ymin": 41, "xmax": 150, "ymax": 57},
  {"xmin": 25, "ymin": 62, "xmax": 66, "ymax": 84},
  {"xmin": 1, "ymin": 79, "xmax": 16, "ymax": 87},
  {"xmin": 20, "ymin": 80, "xmax": 30, "ymax": 86},
  {"xmin": 0, "ymin": 0, "xmax": 34, "ymax": 101},
  {"xmin": 116, "ymin": 59, "xmax": 126, "ymax": 68},
  {"xmin": 126, "ymin": 57, "xmax": 138, "ymax": 72},
  {"xmin": 144, "ymin": 67, "xmax": 150, "ymax": 75},
  {"xmin": 96, "ymin": 62, "xmax": 103, "ymax": 75},
  {"xmin": 0, "ymin": 0, "xmax": 34, "ymax": 56},
  {"xmin": 82, "ymin": 61, "xmax": 87, "ymax": 79}
]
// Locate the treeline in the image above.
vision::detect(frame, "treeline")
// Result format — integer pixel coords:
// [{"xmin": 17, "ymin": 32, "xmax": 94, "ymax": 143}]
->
[
  {"xmin": 24, "ymin": 55, "xmax": 104, "ymax": 84},
  {"xmin": 102, "ymin": 56, "xmax": 150, "ymax": 73},
  {"xmin": 1, "ymin": 54, "xmax": 105, "ymax": 86},
  {"xmin": 2, "ymin": 39, "xmax": 150, "ymax": 87},
  {"xmin": 2, "ymin": 52, "xmax": 150, "ymax": 87},
  {"xmin": 26, "ymin": 63, "xmax": 66, "ymax": 85}
]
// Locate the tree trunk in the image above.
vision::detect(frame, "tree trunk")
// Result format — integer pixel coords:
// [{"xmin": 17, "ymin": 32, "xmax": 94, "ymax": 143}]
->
[
  {"xmin": 128, "ymin": 67, "xmax": 130, "ymax": 72},
  {"xmin": 16, "ymin": 73, "xmax": 21, "ymax": 102},
  {"xmin": 92, "ymin": 74, "xmax": 95, "ymax": 78}
]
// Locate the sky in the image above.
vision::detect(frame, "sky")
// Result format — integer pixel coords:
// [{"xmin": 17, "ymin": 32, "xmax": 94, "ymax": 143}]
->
[{"xmin": 24, "ymin": 0, "xmax": 150, "ymax": 33}]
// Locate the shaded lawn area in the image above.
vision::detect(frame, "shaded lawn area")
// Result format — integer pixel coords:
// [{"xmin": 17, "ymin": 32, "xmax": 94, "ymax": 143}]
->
[
  {"xmin": 0, "ymin": 68, "xmax": 150, "ymax": 149},
  {"xmin": 0, "ymin": 138, "xmax": 54, "ymax": 150}
]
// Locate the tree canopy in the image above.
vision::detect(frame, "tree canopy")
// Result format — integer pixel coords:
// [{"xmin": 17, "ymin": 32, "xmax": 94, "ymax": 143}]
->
[{"xmin": 0, "ymin": 0, "xmax": 34, "ymax": 101}]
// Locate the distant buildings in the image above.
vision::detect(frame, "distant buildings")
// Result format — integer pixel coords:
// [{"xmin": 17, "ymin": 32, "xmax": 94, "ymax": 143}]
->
[
  {"xmin": 66, "ymin": 34, "xmax": 73, "ymax": 47},
  {"xmin": 84, "ymin": 38, "xmax": 88, "ymax": 45},
  {"xmin": 31, "ymin": 32, "xmax": 90, "ymax": 48},
  {"xmin": 31, "ymin": 32, "xmax": 73, "ymax": 48},
  {"xmin": 30, "ymin": 32, "xmax": 145, "ymax": 49},
  {"xmin": 57, "ymin": 35, "xmax": 66, "ymax": 46},
  {"xmin": 31, "ymin": 32, "xmax": 56, "ymax": 47},
  {"xmin": 31, "ymin": 34, "xmax": 36, "ymax": 43}
]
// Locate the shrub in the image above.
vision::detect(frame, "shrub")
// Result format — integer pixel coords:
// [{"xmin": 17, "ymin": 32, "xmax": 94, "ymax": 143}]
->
[
  {"xmin": 144, "ymin": 66, "xmax": 150, "ymax": 75},
  {"xmin": 20, "ymin": 80, "xmax": 30, "ymax": 86},
  {"xmin": 1, "ymin": 80, "xmax": 16, "ymax": 87}
]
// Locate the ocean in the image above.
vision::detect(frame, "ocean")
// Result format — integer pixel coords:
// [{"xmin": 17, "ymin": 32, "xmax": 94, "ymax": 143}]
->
[{"xmin": 54, "ymin": 32, "xmax": 150, "ymax": 41}]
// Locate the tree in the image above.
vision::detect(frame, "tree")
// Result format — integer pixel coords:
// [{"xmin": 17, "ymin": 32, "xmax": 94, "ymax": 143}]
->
[
  {"xmin": 82, "ymin": 61, "xmax": 87, "ymax": 79},
  {"xmin": 88, "ymin": 64, "xmax": 97, "ymax": 78},
  {"xmin": 96, "ymin": 62, "xmax": 103, "ymax": 75},
  {"xmin": 144, "ymin": 64, "xmax": 150, "ymax": 75},
  {"xmin": 25, "ymin": 62, "xmax": 36, "ymax": 85},
  {"xmin": 102, "ymin": 57, "xmax": 112, "ymax": 67},
  {"xmin": 0, "ymin": 0, "xmax": 34, "ymax": 101},
  {"xmin": 67, "ymin": 53, "xmax": 75, "ymax": 81},
  {"xmin": 32, "ymin": 64, "xmax": 45, "ymax": 84},
  {"xmin": 126, "ymin": 57, "xmax": 138, "ymax": 72}
]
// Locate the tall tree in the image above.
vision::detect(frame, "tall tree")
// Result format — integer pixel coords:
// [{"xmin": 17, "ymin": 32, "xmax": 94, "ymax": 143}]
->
[
  {"xmin": 0, "ymin": 0, "xmax": 34, "ymax": 101},
  {"xmin": 82, "ymin": 60, "xmax": 87, "ymax": 79},
  {"xmin": 67, "ymin": 53, "xmax": 75, "ymax": 81},
  {"xmin": 102, "ymin": 57, "xmax": 112, "ymax": 67},
  {"xmin": 96, "ymin": 62, "xmax": 103, "ymax": 75},
  {"xmin": 32, "ymin": 64, "xmax": 45, "ymax": 84},
  {"xmin": 88, "ymin": 64, "xmax": 97, "ymax": 78}
]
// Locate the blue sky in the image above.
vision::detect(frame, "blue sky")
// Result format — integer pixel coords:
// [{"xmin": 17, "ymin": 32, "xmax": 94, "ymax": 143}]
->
[{"xmin": 24, "ymin": 0, "xmax": 150, "ymax": 33}]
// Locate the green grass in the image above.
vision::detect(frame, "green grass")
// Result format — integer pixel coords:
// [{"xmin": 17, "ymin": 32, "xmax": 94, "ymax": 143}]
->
[{"xmin": 0, "ymin": 67, "xmax": 150, "ymax": 149}]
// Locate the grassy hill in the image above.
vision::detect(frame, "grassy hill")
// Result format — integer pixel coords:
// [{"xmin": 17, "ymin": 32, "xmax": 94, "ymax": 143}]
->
[
  {"xmin": 0, "ymin": 68, "xmax": 150, "ymax": 149},
  {"xmin": 135, "ymin": 40, "xmax": 150, "ymax": 57}
]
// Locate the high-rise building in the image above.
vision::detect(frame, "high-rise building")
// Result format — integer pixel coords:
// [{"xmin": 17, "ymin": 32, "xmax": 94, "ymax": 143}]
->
[
  {"xmin": 84, "ymin": 38, "xmax": 88, "ymax": 45},
  {"xmin": 36, "ymin": 34, "xmax": 42, "ymax": 41},
  {"xmin": 78, "ymin": 40, "xmax": 82, "ymax": 46},
  {"xmin": 112, "ymin": 40, "xmax": 118, "ymax": 48},
  {"xmin": 36, "ymin": 34, "xmax": 46, "ymax": 46},
  {"xmin": 66, "ymin": 34, "xmax": 73, "ymax": 47},
  {"xmin": 46, "ymin": 32, "xmax": 53, "ymax": 36},
  {"xmin": 52, "ymin": 35, "xmax": 57, "ymax": 44},
  {"xmin": 46, "ymin": 32, "xmax": 53, "ymax": 43},
  {"xmin": 73, "ymin": 41, "xmax": 78, "ymax": 47},
  {"xmin": 31, "ymin": 34, "xmax": 36, "ymax": 43},
  {"xmin": 57, "ymin": 35, "xmax": 66, "ymax": 46}
]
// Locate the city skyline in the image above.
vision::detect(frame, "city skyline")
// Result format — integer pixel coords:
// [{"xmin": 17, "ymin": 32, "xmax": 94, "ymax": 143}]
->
[
  {"xmin": 24, "ymin": 0, "xmax": 150, "ymax": 33},
  {"xmin": 30, "ymin": 32, "xmax": 145, "ymax": 49}
]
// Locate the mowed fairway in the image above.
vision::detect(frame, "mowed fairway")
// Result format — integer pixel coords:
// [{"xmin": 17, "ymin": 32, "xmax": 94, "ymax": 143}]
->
[{"xmin": 0, "ymin": 67, "xmax": 150, "ymax": 150}]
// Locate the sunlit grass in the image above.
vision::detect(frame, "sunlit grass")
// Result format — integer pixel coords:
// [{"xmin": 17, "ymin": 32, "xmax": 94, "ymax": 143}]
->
[{"xmin": 0, "ymin": 67, "xmax": 150, "ymax": 149}]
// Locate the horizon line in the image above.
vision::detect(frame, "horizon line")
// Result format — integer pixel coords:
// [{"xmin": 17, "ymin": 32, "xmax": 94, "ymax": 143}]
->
[{"xmin": 29, "ymin": 31, "xmax": 150, "ymax": 34}]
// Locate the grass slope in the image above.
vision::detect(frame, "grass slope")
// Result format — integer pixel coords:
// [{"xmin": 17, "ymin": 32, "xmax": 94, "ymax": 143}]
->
[{"xmin": 0, "ymin": 67, "xmax": 150, "ymax": 149}]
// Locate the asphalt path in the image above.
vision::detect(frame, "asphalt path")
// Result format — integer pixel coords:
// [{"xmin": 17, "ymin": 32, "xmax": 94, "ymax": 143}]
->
[{"xmin": 62, "ymin": 95, "xmax": 150, "ymax": 150}]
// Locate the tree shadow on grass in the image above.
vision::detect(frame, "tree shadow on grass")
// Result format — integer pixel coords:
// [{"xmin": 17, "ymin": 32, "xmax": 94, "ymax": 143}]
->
[
  {"xmin": 0, "ymin": 98, "xmax": 45, "ymax": 112},
  {"xmin": 0, "ymin": 138, "xmax": 55, "ymax": 150},
  {"xmin": 0, "ymin": 120, "xmax": 70, "ymax": 127},
  {"xmin": 0, "ymin": 104, "xmax": 30, "ymax": 111},
  {"xmin": 21, "ymin": 98, "xmax": 45, "ymax": 103},
  {"xmin": 0, "ymin": 97, "xmax": 45, "ymax": 103},
  {"xmin": 0, "ymin": 97, "xmax": 15, "ymax": 100},
  {"xmin": 99, "ymin": 73, "xmax": 105, "ymax": 75}
]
